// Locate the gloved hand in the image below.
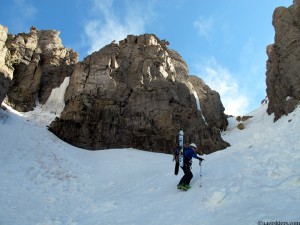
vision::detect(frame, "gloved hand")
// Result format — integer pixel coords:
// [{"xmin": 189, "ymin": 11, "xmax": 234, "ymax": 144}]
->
[{"xmin": 198, "ymin": 158, "xmax": 204, "ymax": 162}]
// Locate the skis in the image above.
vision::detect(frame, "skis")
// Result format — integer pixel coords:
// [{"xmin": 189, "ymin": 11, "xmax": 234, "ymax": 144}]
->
[
  {"xmin": 173, "ymin": 145, "xmax": 180, "ymax": 175},
  {"xmin": 174, "ymin": 160, "xmax": 179, "ymax": 175},
  {"xmin": 178, "ymin": 129, "xmax": 184, "ymax": 167},
  {"xmin": 174, "ymin": 128, "xmax": 183, "ymax": 175}
]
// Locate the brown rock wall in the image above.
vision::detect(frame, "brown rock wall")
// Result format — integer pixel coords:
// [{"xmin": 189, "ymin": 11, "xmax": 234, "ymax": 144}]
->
[
  {"xmin": 1, "ymin": 26, "xmax": 229, "ymax": 154},
  {"xmin": 0, "ymin": 25, "xmax": 13, "ymax": 104},
  {"xmin": 50, "ymin": 34, "xmax": 229, "ymax": 153},
  {"xmin": 266, "ymin": 2, "xmax": 300, "ymax": 120},
  {"xmin": 3, "ymin": 26, "xmax": 78, "ymax": 111}
]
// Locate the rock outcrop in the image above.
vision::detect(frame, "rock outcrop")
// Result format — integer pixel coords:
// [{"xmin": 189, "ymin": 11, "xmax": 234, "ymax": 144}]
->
[
  {"xmin": 0, "ymin": 25, "xmax": 13, "ymax": 105},
  {"xmin": 266, "ymin": 0, "xmax": 300, "ymax": 120},
  {"xmin": 3, "ymin": 26, "xmax": 78, "ymax": 111},
  {"xmin": 49, "ymin": 34, "xmax": 229, "ymax": 153},
  {"xmin": 1, "ymin": 26, "xmax": 229, "ymax": 154}
]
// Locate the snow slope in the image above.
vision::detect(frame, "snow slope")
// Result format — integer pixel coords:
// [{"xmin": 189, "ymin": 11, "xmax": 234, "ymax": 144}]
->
[{"xmin": 0, "ymin": 101, "xmax": 300, "ymax": 225}]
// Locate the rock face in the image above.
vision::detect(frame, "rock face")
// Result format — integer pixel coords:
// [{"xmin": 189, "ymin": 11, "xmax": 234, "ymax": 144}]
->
[
  {"xmin": 0, "ymin": 25, "xmax": 13, "ymax": 105},
  {"xmin": 50, "ymin": 34, "xmax": 229, "ymax": 153},
  {"xmin": 188, "ymin": 75, "xmax": 228, "ymax": 130},
  {"xmin": 3, "ymin": 26, "xmax": 78, "ymax": 111},
  {"xmin": 266, "ymin": 0, "xmax": 300, "ymax": 120},
  {"xmin": 0, "ymin": 26, "xmax": 228, "ymax": 154}
]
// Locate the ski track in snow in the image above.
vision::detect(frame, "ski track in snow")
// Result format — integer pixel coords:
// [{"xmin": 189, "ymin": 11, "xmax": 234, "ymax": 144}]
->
[{"xmin": 1, "ymin": 102, "xmax": 300, "ymax": 224}]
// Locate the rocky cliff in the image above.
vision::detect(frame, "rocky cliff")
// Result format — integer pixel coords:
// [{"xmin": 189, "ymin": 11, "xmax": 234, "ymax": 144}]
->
[
  {"xmin": 49, "ymin": 34, "xmax": 229, "ymax": 153},
  {"xmin": 188, "ymin": 75, "xmax": 228, "ymax": 131},
  {"xmin": 2, "ymin": 26, "xmax": 78, "ymax": 112},
  {"xmin": 0, "ymin": 26, "xmax": 229, "ymax": 154},
  {"xmin": 266, "ymin": 0, "xmax": 300, "ymax": 120},
  {"xmin": 0, "ymin": 25, "xmax": 13, "ymax": 105}
]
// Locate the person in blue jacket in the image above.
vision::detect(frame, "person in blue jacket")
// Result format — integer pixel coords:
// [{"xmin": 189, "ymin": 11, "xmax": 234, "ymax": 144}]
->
[{"xmin": 177, "ymin": 143, "xmax": 204, "ymax": 190}]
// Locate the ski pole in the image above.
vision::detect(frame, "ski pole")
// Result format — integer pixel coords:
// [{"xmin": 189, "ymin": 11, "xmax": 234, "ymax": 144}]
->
[{"xmin": 199, "ymin": 160, "xmax": 202, "ymax": 187}]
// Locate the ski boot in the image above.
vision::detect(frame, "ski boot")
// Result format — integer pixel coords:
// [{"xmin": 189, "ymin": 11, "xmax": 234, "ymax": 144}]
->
[
  {"xmin": 183, "ymin": 184, "xmax": 191, "ymax": 190},
  {"xmin": 177, "ymin": 184, "xmax": 188, "ymax": 191}
]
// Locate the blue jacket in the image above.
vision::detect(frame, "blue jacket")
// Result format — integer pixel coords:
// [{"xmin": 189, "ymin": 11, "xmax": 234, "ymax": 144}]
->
[{"xmin": 184, "ymin": 147, "xmax": 201, "ymax": 162}]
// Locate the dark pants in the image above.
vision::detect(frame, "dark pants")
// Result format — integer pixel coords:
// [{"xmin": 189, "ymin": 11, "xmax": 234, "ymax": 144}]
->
[{"xmin": 178, "ymin": 161, "xmax": 193, "ymax": 185}]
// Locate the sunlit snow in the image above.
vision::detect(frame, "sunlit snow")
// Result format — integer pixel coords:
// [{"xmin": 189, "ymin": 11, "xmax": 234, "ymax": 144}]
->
[{"xmin": 0, "ymin": 101, "xmax": 300, "ymax": 225}]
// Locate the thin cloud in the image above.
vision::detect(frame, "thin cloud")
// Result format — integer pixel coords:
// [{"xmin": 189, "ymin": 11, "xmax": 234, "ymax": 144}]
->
[
  {"xmin": 193, "ymin": 16, "xmax": 214, "ymax": 39},
  {"xmin": 10, "ymin": 0, "xmax": 38, "ymax": 32},
  {"xmin": 13, "ymin": 0, "xmax": 38, "ymax": 20},
  {"xmin": 195, "ymin": 58, "xmax": 250, "ymax": 116},
  {"xmin": 84, "ymin": 0, "xmax": 154, "ymax": 54}
]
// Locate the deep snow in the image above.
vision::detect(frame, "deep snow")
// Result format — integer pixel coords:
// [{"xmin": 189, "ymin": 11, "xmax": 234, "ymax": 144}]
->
[{"xmin": 1, "ymin": 101, "xmax": 300, "ymax": 225}]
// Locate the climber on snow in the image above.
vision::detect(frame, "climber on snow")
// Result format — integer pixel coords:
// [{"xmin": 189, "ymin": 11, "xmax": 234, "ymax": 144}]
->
[{"xmin": 177, "ymin": 143, "xmax": 204, "ymax": 190}]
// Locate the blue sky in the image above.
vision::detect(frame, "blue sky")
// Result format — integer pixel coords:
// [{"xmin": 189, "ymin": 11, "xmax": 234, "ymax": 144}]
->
[{"xmin": 0, "ymin": 0, "xmax": 292, "ymax": 115}]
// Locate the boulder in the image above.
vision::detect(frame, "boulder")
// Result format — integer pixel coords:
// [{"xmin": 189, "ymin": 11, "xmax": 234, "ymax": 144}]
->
[{"xmin": 237, "ymin": 123, "xmax": 245, "ymax": 130}]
